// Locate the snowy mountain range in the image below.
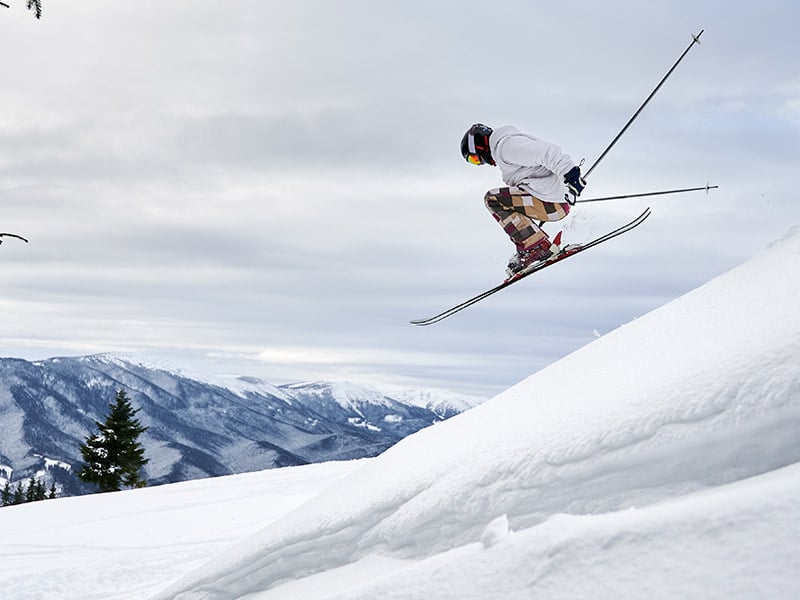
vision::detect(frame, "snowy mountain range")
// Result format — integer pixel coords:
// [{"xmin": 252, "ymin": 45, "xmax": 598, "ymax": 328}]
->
[{"xmin": 0, "ymin": 355, "xmax": 484, "ymax": 495}]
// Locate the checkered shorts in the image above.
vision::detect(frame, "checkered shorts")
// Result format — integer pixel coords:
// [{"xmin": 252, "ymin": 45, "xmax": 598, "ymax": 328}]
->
[{"xmin": 484, "ymin": 186, "xmax": 571, "ymax": 250}]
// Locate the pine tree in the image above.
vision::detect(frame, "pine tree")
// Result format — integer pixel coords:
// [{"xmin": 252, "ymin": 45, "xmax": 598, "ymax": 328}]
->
[
  {"xmin": 25, "ymin": 476, "xmax": 37, "ymax": 502},
  {"xmin": 0, "ymin": 478, "xmax": 52, "ymax": 507},
  {"xmin": 35, "ymin": 479, "xmax": 46, "ymax": 501},
  {"xmin": 48, "ymin": 482, "xmax": 57, "ymax": 500},
  {"xmin": 78, "ymin": 389, "xmax": 149, "ymax": 492},
  {"xmin": 13, "ymin": 482, "xmax": 24, "ymax": 504},
  {"xmin": 27, "ymin": 0, "xmax": 42, "ymax": 19}
]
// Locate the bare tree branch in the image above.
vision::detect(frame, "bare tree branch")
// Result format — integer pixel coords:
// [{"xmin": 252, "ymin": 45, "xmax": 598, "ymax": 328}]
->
[
  {"xmin": 0, "ymin": 233, "xmax": 30, "ymax": 244},
  {"xmin": 1, "ymin": 1, "xmax": 42, "ymax": 18}
]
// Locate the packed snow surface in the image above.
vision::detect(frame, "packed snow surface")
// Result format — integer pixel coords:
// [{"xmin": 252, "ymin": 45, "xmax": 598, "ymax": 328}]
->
[
  {"xmin": 1, "ymin": 228, "xmax": 798, "ymax": 599},
  {"xmin": 0, "ymin": 461, "xmax": 363, "ymax": 599}
]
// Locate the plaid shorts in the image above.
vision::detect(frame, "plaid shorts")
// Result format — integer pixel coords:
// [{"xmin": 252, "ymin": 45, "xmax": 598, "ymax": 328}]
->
[{"xmin": 484, "ymin": 186, "xmax": 571, "ymax": 250}]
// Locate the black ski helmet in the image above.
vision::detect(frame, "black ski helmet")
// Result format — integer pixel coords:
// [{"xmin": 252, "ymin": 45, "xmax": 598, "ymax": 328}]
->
[{"xmin": 461, "ymin": 123, "xmax": 495, "ymax": 165}]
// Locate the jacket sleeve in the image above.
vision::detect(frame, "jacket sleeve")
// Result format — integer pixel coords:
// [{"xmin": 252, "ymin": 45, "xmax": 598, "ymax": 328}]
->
[{"xmin": 498, "ymin": 135, "xmax": 575, "ymax": 177}]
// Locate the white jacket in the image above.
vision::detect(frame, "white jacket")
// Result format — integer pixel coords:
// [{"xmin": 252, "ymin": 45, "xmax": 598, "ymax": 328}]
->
[{"xmin": 489, "ymin": 125, "xmax": 576, "ymax": 204}]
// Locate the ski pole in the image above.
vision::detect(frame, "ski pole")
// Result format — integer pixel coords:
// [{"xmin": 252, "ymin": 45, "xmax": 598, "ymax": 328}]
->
[
  {"xmin": 585, "ymin": 29, "xmax": 705, "ymax": 179},
  {"xmin": 576, "ymin": 184, "xmax": 717, "ymax": 204}
]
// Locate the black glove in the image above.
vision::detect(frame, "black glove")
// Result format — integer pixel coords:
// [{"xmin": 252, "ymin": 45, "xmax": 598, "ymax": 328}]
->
[{"xmin": 564, "ymin": 166, "xmax": 586, "ymax": 197}]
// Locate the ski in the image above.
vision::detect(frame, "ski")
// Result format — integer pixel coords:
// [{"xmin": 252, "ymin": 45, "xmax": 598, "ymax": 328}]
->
[{"xmin": 410, "ymin": 208, "xmax": 652, "ymax": 326}]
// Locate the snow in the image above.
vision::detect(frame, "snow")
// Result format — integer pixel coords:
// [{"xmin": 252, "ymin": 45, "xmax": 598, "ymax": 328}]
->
[
  {"xmin": 347, "ymin": 416, "xmax": 381, "ymax": 431},
  {"xmin": 39, "ymin": 456, "xmax": 72, "ymax": 471},
  {"xmin": 282, "ymin": 380, "xmax": 388, "ymax": 406},
  {"xmin": 0, "ymin": 460, "xmax": 363, "ymax": 599},
  {"xmin": 2, "ymin": 228, "xmax": 800, "ymax": 599},
  {"xmin": 318, "ymin": 463, "xmax": 800, "ymax": 600},
  {"xmin": 479, "ymin": 514, "xmax": 510, "ymax": 549},
  {"xmin": 282, "ymin": 379, "xmax": 485, "ymax": 415},
  {"xmin": 216, "ymin": 376, "xmax": 295, "ymax": 403},
  {"xmin": 385, "ymin": 386, "xmax": 485, "ymax": 415}
]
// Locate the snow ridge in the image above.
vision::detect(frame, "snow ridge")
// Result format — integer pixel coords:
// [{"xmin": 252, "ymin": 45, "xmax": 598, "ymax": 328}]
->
[{"xmin": 155, "ymin": 228, "xmax": 800, "ymax": 599}]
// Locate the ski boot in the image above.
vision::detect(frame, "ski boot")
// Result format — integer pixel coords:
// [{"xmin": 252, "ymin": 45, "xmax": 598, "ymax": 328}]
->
[{"xmin": 506, "ymin": 235, "xmax": 558, "ymax": 279}]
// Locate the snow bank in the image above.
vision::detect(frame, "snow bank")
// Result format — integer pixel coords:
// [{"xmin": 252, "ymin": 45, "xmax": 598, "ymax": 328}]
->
[
  {"xmin": 320, "ymin": 463, "xmax": 800, "ymax": 600},
  {"xmin": 155, "ymin": 228, "xmax": 800, "ymax": 599}
]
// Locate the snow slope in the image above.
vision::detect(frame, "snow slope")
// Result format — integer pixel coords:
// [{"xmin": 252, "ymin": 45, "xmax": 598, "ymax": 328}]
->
[
  {"xmin": 153, "ymin": 227, "xmax": 800, "ymax": 599},
  {"xmin": 0, "ymin": 460, "xmax": 363, "ymax": 599},
  {"xmin": 317, "ymin": 463, "xmax": 800, "ymax": 600}
]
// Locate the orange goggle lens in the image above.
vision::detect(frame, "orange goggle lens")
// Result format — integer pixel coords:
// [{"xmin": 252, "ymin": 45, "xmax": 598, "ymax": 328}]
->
[{"xmin": 467, "ymin": 154, "xmax": 483, "ymax": 165}]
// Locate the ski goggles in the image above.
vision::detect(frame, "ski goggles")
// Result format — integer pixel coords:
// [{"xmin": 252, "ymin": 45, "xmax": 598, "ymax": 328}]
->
[{"xmin": 466, "ymin": 153, "xmax": 484, "ymax": 165}]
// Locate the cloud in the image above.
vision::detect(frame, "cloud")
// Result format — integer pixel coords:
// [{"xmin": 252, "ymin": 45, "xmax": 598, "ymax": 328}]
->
[{"xmin": 1, "ymin": 1, "xmax": 799, "ymax": 396}]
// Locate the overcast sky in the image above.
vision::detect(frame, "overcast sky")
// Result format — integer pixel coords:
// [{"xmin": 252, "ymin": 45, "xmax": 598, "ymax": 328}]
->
[{"xmin": 1, "ymin": 1, "xmax": 798, "ymax": 396}]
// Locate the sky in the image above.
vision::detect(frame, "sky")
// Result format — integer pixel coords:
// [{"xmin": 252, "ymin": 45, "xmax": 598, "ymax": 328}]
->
[{"xmin": 1, "ymin": 1, "xmax": 798, "ymax": 396}]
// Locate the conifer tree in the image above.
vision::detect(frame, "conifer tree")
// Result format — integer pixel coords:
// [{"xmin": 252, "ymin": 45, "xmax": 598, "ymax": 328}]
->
[
  {"xmin": 78, "ymin": 389, "xmax": 149, "ymax": 492},
  {"xmin": 13, "ymin": 482, "xmax": 24, "ymax": 504},
  {"xmin": 35, "ymin": 479, "xmax": 46, "ymax": 501},
  {"xmin": 27, "ymin": 0, "xmax": 41, "ymax": 18},
  {"xmin": 25, "ymin": 476, "xmax": 37, "ymax": 502},
  {"xmin": 1, "ymin": 481, "xmax": 10, "ymax": 506}
]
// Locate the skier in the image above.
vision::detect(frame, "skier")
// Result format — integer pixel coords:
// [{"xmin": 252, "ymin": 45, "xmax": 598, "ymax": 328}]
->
[{"xmin": 461, "ymin": 123, "xmax": 587, "ymax": 277}]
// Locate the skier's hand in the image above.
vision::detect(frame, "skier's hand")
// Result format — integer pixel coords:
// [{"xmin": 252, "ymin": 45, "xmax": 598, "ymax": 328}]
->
[{"xmin": 564, "ymin": 166, "xmax": 586, "ymax": 197}]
